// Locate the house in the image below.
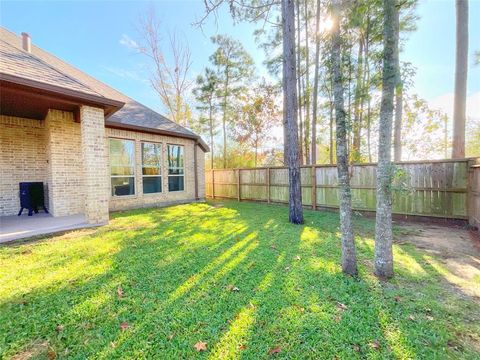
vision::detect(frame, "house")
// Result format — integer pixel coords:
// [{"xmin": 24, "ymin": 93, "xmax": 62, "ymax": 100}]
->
[{"xmin": 0, "ymin": 27, "xmax": 208, "ymax": 227}]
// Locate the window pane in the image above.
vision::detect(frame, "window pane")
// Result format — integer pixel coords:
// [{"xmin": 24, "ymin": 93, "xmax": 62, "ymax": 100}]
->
[
  {"xmin": 111, "ymin": 166, "xmax": 135, "ymax": 176},
  {"xmin": 168, "ymin": 176, "xmax": 184, "ymax": 192},
  {"xmin": 143, "ymin": 176, "xmax": 162, "ymax": 194},
  {"xmin": 110, "ymin": 139, "xmax": 135, "ymax": 175},
  {"xmin": 111, "ymin": 177, "xmax": 135, "ymax": 196},
  {"xmin": 167, "ymin": 145, "xmax": 184, "ymax": 169},
  {"xmin": 168, "ymin": 168, "xmax": 184, "ymax": 175},
  {"xmin": 142, "ymin": 142, "xmax": 161, "ymax": 175}
]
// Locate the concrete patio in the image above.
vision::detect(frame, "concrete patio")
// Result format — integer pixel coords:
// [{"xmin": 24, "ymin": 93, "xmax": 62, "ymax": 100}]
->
[{"xmin": 0, "ymin": 213, "xmax": 96, "ymax": 243}]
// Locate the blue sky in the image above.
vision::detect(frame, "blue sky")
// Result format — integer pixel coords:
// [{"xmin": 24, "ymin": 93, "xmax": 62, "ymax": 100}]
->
[{"xmin": 1, "ymin": 0, "xmax": 479, "ymax": 117}]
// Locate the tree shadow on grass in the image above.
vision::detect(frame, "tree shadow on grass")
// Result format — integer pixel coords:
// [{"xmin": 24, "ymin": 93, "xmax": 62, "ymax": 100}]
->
[{"xmin": 1, "ymin": 201, "xmax": 479, "ymax": 359}]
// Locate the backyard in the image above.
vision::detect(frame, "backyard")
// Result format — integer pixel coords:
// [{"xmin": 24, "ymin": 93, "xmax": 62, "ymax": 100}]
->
[{"xmin": 1, "ymin": 201, "xmax": 479, "ymax": 359}]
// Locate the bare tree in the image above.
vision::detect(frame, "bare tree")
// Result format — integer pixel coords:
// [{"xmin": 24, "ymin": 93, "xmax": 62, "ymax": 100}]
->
[
  {"xmin": 452, "ymin": 0, "xmax": 469, "ymax": 158},
  {"xmin": 374, "ymin": 0, "xmax": 398, "ymax": 279},
  {"xmin": 138, "ymin": 11, "xmax": 193, "ymax": 127},
  {"xmin": 331, "ymin": 0, "xmax": 357, "ymax": 276},
  {"xmin": 283, "ymin": 0, "xmax": 304, "ymax": 224}
]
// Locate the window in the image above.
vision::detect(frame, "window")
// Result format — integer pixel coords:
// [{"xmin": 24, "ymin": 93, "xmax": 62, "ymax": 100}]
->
[
  {"xmin": 167, "ymin": 144, "xmax": 184, "ymax": 191},
  {"xmin": 142, "ymin": 142, "xmax": 162, "ymax": 194},
  {"xmin": 110, "ymin": 138, "xmax": 135, "ymax": 196}
]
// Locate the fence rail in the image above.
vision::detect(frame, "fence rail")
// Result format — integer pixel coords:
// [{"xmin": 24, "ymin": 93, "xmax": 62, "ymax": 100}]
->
[{"xmin": 206, "ymin": 158, "xmax": 480, "ymax": 222}]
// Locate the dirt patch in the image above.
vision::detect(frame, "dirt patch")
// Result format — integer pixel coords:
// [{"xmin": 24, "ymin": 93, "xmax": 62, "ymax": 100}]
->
[
  {"xmin": 396, "ymin": 223, "xmax": 480, "ymax": 299},
  {"xmin": 11, "ymin": 341, "xmax": 50, "ymax": 360}
]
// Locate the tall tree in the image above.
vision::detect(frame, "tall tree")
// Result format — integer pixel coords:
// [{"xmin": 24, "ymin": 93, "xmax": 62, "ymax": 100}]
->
[
  {"xmin": 303, "ymin": 0, "xmax": 311, "ymax": 164},
  {"xmin": 393, "ymin": 4, "xmax": 403, "ymax": 162},
  {"xmin": 138, "ymin": 11, "xmax": 193, "ymax": 127},
  {"xmin": 311, "ymin": 0, "xmax": 321, "ymax": 165},
  {"xmin": 210, "ymin": 35, "xmax": 255, "ymax": 168},
  {"xmin": 331, "ymin": 0, "xmax": 358, "ymax": 276},
  {"xmin": 193, "ymin": 68, "xmax": 219, "ymax": 169},
  {"xmin": 282, "ymin": 0, "xmax": 304, "ymax": 224},
  {"xmin": 452, "ymin": 0, "xmax": 469, "ymax": 159},
  {"xmin": 375, "ymin": 0, "xmax": 398, "ymax": 279}
]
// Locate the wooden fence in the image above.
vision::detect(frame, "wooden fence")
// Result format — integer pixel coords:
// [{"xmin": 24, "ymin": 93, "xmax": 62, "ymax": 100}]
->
[{"xmin": 206, "ymin": 158, "xmax": 480, "ymax": 222}]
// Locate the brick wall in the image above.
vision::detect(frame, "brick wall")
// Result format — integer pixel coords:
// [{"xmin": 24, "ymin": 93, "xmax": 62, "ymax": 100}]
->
[
  {"xmin": 81, "ymin": 106, "xmax": 110, "ymax": 224},
  {"xmin": 0, "ymin": 112, "xmax": 206, "ymax": 218},
  {"xmin": 0, "ymin": 116, "xmax": 48, "ymax": 216},
  {"xmin": 106, "ymin": 128, "xmax": 206, "ymax": 212},
  {"xmin": 45, "ymin": 109, "xmax": 84, "ymax": 216}
]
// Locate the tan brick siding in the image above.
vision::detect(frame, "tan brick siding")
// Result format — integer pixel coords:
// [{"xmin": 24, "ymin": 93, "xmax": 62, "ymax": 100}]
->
[
  {"xmin": 0, "ymin": 111, "xmax": 206, "ymax": 218},
  {"xmin": 81, "ymin": 106, "xmax": 110, "ymax": 224},
  {"xmin": 0, "ymin": 116, "xmax": 47, "ymax": 216},
  {"xmin": 45, "ymin": 109, "xmax": 84, "ymax": 216},
  {"xmin": 106, "ymin": 128, "xmax": 206, "ymax": 212}
]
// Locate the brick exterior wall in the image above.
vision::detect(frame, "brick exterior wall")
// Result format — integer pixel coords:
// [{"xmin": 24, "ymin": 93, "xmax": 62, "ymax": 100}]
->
[
  {"xmin": 81, "ymin": 106, "xmax": 110, "ymax": 224},
  {"xmin": 106, "ymin": 128, "xmax": 206, "ymax": 212},
  {"xmin": 45, "ymin": 109, "xmax": 84, "ymax": 216},
  {"xmin": 0, "ymin": 111, "xmax": 206, "ymax": 219},
  {"xmin": 0, "ymin": 116, "xmax": 48, "ymax": 216}
]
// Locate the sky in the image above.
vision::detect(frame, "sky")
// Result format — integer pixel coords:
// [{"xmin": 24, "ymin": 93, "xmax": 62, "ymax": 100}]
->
[{"xmin": 1, "ymin": 0, "xmax": 479, "ymax": 121}]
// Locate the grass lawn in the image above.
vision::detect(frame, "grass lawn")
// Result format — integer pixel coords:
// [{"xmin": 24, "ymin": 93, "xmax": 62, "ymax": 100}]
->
[{"xmin": 1, "ymin": 201, "xmax": 479, "ymax": 359}]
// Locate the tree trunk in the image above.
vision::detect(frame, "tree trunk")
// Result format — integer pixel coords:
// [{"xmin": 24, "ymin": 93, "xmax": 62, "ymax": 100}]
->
[
  {"xmin": 296, "ymin": 0, "xmax": 304, "ymax": 165},
  {"xmin": 222, "ymin": 74, "xmax": 229, "ymax": 169},
  {"xmin": 209, "ymin": 101, "xmax": 214, "ymax": 169},
  {"xmin": 352, "ymin": 37, "xmax": 364, "ymax": 162},
  {"xmin": 282, "ymin": 0, "xmax": 304, "ymax": 224},
  {"xmin": 303, "ymin": 0, "xmax": 311, "ymax": 165},
  {"xmin": 393, "ymin": 7, "xmax": 403, "ymax": 162},
  {"xmin": 331, "ymin": 0, "xmax": 357, "ymax": 276},
  {"xmin": 452, "ymin": 0, "xmax": 468, "ymax": 159},
  {"xmin": 375, "ymin": 0, "xmax": 397, "ymax": 279},
  {"xmin": 311, "ymin": 0, "xmax": 321, "ymax": 165}
]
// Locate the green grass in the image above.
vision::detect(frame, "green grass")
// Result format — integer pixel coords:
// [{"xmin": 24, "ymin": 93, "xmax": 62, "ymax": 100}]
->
[{"xmin": 0, "ymin": 201, "xmax": 478, "ymax": 359}]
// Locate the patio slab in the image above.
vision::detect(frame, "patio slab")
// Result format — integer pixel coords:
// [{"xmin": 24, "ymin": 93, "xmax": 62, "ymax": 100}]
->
[{"xmin": 0, "ymin": 213, "xmax": 97, "ymax": 243}]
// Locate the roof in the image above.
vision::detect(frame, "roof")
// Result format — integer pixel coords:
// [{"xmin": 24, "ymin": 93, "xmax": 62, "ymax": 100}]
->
[{"xmin": 0, "ymin": 27, "xmax": 208, "ymax": 151}]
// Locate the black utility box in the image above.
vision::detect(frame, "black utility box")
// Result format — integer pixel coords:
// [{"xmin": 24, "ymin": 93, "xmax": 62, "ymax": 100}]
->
[{"xmin": 18, "ymin": 182, "xmax": 48, "ymax": 216}]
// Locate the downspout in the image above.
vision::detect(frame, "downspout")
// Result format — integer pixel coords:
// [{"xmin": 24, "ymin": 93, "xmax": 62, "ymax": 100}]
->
[{"xmin": 194, "ymin": 140, "xmax": 199, "ymax": 200}]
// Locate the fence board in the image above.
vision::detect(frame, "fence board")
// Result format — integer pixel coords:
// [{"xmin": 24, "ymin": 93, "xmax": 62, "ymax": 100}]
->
[{"xmin": 206, "ymin": 159, "xmax": 479, "ymax": 220}]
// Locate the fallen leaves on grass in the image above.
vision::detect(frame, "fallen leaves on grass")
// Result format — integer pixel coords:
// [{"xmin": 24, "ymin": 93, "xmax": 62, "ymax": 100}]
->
[
  {"xmin": 167, "ymin": 333, "xmax": 175, "ymax": 340},
  {"xmin": 408, "ymin": 315, "xmax": 415, "ymax": 321},
  {"xmin": 226, "ymin": 284, "xmax": 240, "ymax": 292},
  {"xmin": 336, "ymin": 302, "xmax": 348, "ymax": 311},
  {"xmin": 120, "ymin": 322, "xmax": 129, "ymax": 331},
  {"xmin": 238, "ymin": 344, "xmax": 247, "ymax": 350},
  {"xmin": 369, "ymin": 340, "xmax": 380, "ymax": 350},
  {"xmin": 55, "ymin": 324, "xmax": 63, "ymax": 333},
  {"xmin": 268, "ymin": 346, "xmax": 282, "ymax": 355},
  {"xmin": 117, "ymin": 286, "xmax": 124, "ymax": 298},
  {"xmin": 295, "ymin": 255, "xmax": 301, "ymax": 261},
  {"xmin": 194, "ymin": 341, "xmax": 207, "ymax": 352}
]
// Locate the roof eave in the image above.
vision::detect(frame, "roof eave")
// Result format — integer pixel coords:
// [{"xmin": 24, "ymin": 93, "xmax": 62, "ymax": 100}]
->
[{"xmin": 0, "ymin": 73, "xmax": 125, "ymax": 110}]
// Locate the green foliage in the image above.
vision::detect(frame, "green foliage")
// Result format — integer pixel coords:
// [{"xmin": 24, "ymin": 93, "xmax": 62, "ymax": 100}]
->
[{"xmin": 1, "ymin": 202, "xmax": 479, "ymax": 358}]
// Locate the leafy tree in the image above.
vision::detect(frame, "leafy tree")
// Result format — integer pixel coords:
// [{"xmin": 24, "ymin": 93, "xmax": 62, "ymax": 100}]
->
[
  {"xmin": 210, "ymin": 35, "xmax": 255, "ymax": 168},
  {"xmin": 193, "ymin": 68, "xmax": 219, "ymax": 169},
  {"xmin": 234, "ymin": 82, "xmax": 281, "ymax": 167}
]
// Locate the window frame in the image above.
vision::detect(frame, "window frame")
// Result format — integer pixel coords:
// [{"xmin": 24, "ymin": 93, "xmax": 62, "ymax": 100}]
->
[
  {"xmin": 141, "ymin": 141, "xmax": 163, "ymax": 195},
  {"xmin": 167, "ymin": 143, "xmax": 185, "ymax": 192},
  {"xmin": 109, "ymin": 137, "xmax": 136, "ymax": 197}
]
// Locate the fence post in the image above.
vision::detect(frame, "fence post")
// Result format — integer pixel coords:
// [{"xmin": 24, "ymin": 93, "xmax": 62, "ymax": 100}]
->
[
  {"xmin": 212, "ymin": 169, "xmax": 215, "ymax": 199},
  {"xmin": 237, "ymin": 169, "xmax": 241, "ymax": 201},
  {"xmin": 267, "ymin": 167, "xmax": 271, "ymax": 203},
  {"xmin": 311, "ymin": 165, "xmax": 316, "ymax": 210}
]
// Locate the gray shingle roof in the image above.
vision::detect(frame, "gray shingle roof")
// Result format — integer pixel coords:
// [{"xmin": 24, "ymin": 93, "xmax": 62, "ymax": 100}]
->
[{"xmin": 0, "ymin": 27, "xmax": 207, "ymax": 149}]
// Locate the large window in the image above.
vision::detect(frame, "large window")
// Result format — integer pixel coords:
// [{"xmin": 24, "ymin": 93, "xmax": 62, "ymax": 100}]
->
[
  {"xmin": 142, "ymin": 142, "xmax": 162, "ymax": 194},
  {"xmin": 110, "ymin": 138, "xmax": 135, "ymax": 196},
  {"xmin": 167, "ymin": 144, "xmax": 184, "ymax": 192}
]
